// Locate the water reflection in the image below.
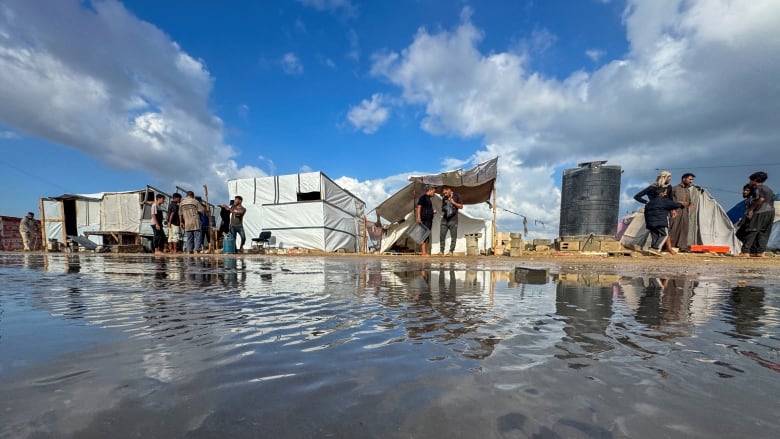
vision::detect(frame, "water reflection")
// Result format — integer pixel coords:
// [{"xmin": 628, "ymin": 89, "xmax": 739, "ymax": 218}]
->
[
  {"xmin": 726, "ymin": 285, "xmax": 766, "ymax": 337},
  {"xmin": 0, "ymin": 254, "xmax": 778, "ymax": 438}
]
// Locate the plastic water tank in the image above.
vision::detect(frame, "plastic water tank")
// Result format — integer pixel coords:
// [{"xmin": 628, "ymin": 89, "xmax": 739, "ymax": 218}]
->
[{"xmin": 559, "ymin": 161, "xmax": 621, "ymax": 238}]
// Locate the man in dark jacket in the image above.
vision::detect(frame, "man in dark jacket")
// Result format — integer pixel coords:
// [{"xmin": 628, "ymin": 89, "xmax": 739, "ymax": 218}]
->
[{"xmin": 644, "ymin": 187, "xmax": 684, "ymax": 256}]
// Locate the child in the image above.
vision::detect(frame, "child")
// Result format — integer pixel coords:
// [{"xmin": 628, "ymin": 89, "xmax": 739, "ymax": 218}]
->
[{"xmin": 644, "ymin": 187, "xmax": 684, "ymax": 256}]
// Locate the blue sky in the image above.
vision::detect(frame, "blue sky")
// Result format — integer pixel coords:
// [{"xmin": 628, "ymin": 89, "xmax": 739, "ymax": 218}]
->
[{"xmin": 1, "ymin": 0, "xmax": 779, "ymax": 238}]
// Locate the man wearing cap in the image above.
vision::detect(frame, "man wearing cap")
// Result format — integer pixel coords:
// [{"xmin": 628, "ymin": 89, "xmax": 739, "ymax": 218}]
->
[
  {"xmin": 416, "ymin": 185, "xmax": 436, "ymax": 256},
  {"xmin": 19, "ymin": 212, "xmax": 37, "ymax": 251}
]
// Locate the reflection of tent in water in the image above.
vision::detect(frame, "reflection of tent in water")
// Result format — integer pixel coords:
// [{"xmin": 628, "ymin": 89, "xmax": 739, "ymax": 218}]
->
[
  {"xmin": 371, "ymin": 158, "xmax": 497, "ymax": 254},
  {"xmin": 619, "ymin": 186, "xmax": 741, "ymax": 254}
]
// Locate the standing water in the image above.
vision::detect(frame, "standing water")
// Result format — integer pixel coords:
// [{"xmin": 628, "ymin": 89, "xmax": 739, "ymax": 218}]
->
[{"xmin": 0, "ymin": 253, "xmax": 778, "ymax": 438}]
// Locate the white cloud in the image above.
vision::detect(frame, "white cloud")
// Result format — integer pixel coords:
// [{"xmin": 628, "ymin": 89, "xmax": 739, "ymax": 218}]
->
[
  {"xmin": 346, "ymin": 93, "xmax": 390, "ymax": 134},
  {"xmin": 0, "ymin": 130, "xmax": 20, "ymax": 139},
  {"xmin": 280, "ymin": 52, "xmax": 304, "ymax": 75},
  {"xmin": 297, "ymin": 0, "xmax": 357, "ymax": 18},
  {"xmin": 364, "ymin": 1, "xmax": 780, "ymax": 237},
  {"xmin": 0, "ymin": 0, "xmax": 264, "ymax": 204},
  {"xmin": 586, "ymin": 49, "xmax": 605, "ymax": 62},
  {"xmin": 346, "ymin": 29, "xmax": 359, "ymax": 61}
]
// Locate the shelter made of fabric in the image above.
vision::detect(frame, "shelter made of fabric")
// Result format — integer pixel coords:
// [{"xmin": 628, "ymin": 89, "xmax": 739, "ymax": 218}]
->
[
  {"xmin": 227, "ymin": 171, "xmax": 366, "ymax": 252},
  {"xmin": 374, "ymin": 157, "xmax": 497, "ymax": 224},
  {"xmin": 619, "ymin": 186, "xmax": 741, "ymax": 254}
]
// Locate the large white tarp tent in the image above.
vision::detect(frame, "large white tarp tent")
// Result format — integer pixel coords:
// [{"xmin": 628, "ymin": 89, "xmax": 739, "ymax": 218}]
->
[
  {"xmin": 619, "ymin": 186, "xmax": 741, "ymax": 254},
  {"xmin": 227, "ymin": 172, "xmax": 366, "ymax": 252},
  {"xmin": 372, "ymin": 158, "xmax": 498, "ymax": 255}
]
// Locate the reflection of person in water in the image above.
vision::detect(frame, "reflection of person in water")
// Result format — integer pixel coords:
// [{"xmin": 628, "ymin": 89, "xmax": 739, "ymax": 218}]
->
[
  {"xmin": 635, "ymin": 277, "xmax": 695, "ymax": 338},
  {"xmin": 726, "ymin": 285, "xmax": 766, "ymax": 337},
  {"xmin": 555, "ymin": 278, "xmax": 614, "ymax": 359}
]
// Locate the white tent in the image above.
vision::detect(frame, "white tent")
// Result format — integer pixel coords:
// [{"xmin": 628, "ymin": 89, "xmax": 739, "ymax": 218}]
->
[
  {"xmin": 40, "ymin": 193, "xmax": 103, "ymax": 245},
  {"xmin": 372, "ymin": 158, "xmax": 498, "ymax": 255},
  {"xmin": 619, "ymin": 186, "xmax": 741, "ymax": 254},
  {"xmin": 379, "ymin": 208, "xmax": 493, "ymax": 255},
  {"xmin": 227, "ymin": 172, "xmax": 366, "ymax": 252},
  {"xmin": 40, "ymin": 186, "xmax": 171, "ymax": 246}
]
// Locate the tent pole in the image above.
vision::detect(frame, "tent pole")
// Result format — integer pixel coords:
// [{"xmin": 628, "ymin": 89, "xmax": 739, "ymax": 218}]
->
[
  {"xmin": 492, "ymin": 186, "xmax": 498, "ymax": 255},
  {"xmin": 39, "ymin": 197, "xmax": 47, "ymax": 251}
]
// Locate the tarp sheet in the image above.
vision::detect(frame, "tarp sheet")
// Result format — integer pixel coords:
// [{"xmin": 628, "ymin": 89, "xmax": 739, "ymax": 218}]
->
[
  {"xmin": 379, "ymin": 200, "xmax": 493, "ymax": 255},
  {"xmin": 374, "ymin": 157, "xmax": 497, "ymax": 224},
  {"xmin": 619, "ymin": 187, "xmax": 740, "ymax": 254},
  {"xmin": 228, "ymin": 172, "xmax": 366, "ymax": 252}
]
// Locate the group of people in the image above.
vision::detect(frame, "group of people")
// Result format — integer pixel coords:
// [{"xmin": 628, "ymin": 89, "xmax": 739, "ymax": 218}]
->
[
  {"xmin": 150, "ymin": 192, "xmax": 247, "ymax": 255},
  {"xmin": 635, "ymin": 170, "xmax": 774, "ymax": 257},
  {"xmin": 416, "ymin": 185, "xmax": 463, "ymax": 256}
]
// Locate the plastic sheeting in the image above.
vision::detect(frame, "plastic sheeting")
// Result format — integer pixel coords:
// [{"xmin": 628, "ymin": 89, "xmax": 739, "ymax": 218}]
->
[
  {"xmin": 379, "ymin": 203, "xmax": 493, "ymax": 255},
  {"xmin": 227, "ymin": 172, "xmax": 366, "ymax": 252},
  {"xmin": 41, "ymin": 196, "xmax": 102, "ymax": 245},
  {"xmin": 619, "ymin": 187, "xmax": 740, "ymax": 254},
  {"xmin": 374, "ymin": 158, "xmax": 497, "ymax": 224}
]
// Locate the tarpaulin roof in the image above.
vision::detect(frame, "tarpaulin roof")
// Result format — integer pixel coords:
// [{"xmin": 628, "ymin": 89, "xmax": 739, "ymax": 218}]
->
[{"xmin": 374, "ymin": 157, "xmax": 498, "ymax": 224}]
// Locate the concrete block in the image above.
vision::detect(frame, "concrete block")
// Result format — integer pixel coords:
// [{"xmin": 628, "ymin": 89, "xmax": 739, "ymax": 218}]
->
[{"xmin": 558, "ymin": 241, "xmax": 580, "ymax": 251}]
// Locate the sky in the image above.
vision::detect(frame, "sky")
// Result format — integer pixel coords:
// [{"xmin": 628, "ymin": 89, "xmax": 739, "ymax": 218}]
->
[{"xmin": 1, "ymin": 0, "xmax": 779, "ymax": 239}]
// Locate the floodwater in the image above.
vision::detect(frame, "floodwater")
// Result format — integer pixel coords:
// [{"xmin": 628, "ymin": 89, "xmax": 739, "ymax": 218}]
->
[{"xmin": 0, "ymin": 253, "xmax": 778, "ymax": 438}]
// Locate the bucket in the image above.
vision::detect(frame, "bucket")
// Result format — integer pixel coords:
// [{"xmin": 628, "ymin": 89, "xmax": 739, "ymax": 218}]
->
[
  {"xmin": 406, "ymin": 222, "xmax": 430, "ymax": 244},
  {"xmin": 223, "ymin": 233, "xmax": 236, "ymax": 254}
]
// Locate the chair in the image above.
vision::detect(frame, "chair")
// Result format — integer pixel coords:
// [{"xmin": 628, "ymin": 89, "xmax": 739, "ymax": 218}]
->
[{"xmin": 252, "ymin": 231, "xmax": 272, "ymax": 249}]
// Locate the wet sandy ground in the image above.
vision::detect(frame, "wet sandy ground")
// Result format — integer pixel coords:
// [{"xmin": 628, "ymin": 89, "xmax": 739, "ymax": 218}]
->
[{"xmin": 0, "ymin": 251, "xmax": 778, "ymax": 438}]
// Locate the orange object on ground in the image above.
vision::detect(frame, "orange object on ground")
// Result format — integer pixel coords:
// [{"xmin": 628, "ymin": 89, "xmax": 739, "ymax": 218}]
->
[{"xmin": 690, "ymin": 244, "xmax": 730, "ymax": 253}]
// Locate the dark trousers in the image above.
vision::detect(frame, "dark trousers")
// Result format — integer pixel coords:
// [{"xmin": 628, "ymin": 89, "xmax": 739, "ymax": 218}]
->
[
  {"xmin": 741, "ymin": 209, "xmax": 774, "ymax": 254},
  {"xmin": 647, "ymin": 226, "xmax": 668, "ymax": 250},
  {"xmin": 152, "ymin": 227, "xmax": 167, "ymax": 251},
  {"xmin": 440, "ymin": 219, "xmax": 458, "ymax": 252}
]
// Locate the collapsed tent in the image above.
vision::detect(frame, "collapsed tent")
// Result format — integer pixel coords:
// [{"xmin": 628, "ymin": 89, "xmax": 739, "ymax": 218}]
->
[
  {"xmin": 619, "ymin": 186, "xmax": 741, "ymax": 254},
  {"xmin": 227, "ymin": 172, "xmax": 366, "ymax": 252},
  {"xmin": 40, "ymin": 186, "xmax": 171, "ymax": 246},
  {"xmin": 372, "ymin": 158, "xmax": 498, "ymax": 254}
]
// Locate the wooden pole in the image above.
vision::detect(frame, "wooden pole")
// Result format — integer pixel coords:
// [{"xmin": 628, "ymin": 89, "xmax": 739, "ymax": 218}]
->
[
  {"xmin": 203, "ymin": 184, "xmax": 215, "ymax": 253},
  {"xmin": 492, "ymin": 185, "xmax": 498, "ymax": 256},
  {"xmin": 38, "ymin": 197, "xmax": 46, "ymax": 251}
]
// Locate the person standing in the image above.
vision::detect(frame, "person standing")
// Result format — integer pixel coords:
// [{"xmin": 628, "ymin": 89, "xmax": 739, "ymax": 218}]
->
[
  {"xmin": 19, "ymin": 212, "xmax": 36, "ymax": 251},
  {"xmin": 166, "ymin": 193, "xmax": 182, "ymax": 254},
  {"xmin": 644, "ymin": 187, "xmax": 684, "ymax": 256},
  {"xmin": 180, "ymin": 191, "xmax": 205, "ymax": 254},
  {"xmin": 668, "ymin": 173, "xmax": 696, "ymax": 252},
  {"xmin": 739, "ymin": 171, "xmax": 775, "ymax": 258},
  {"xmin": 415, "ymin": 185, "xmax": 436, "ymax": 256},
  {"xmin": 219, "ymin": 196, "xmax": 247, "ymax": 251},
  {"xmin": 439, "ymin": 186, "xmax": 463, "ymax": 256},
  {"xmin": 151, "ymin": 194, "xmax": 167, "ymax": 254},
  {"xmin": 633, "ymin": 170, "xmax": 675, "ymax": 254},
  {"xmin": 633, "ymin": 170, "xmax": 672, "ymax": 204}
]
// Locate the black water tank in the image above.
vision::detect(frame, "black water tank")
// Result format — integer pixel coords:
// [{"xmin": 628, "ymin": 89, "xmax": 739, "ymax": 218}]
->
[{"xmin": 559, "ymin": 161, "xmax": 621, "ymax": 238}]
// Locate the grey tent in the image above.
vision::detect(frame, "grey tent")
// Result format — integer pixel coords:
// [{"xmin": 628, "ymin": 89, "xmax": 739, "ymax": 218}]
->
[{"xmin": 619, "ymin": 186, "xmax": 741, "ymax": 254}]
